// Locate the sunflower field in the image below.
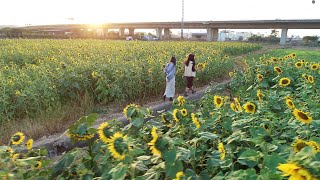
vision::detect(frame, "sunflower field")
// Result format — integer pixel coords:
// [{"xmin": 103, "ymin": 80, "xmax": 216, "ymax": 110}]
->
[
  {"xmin": 0, "ymin": 39, "xmax": 260, "ymax": 124},
  {"xmin": 1, "ymin": 50, "xmax": 319, "ymax": 179}
]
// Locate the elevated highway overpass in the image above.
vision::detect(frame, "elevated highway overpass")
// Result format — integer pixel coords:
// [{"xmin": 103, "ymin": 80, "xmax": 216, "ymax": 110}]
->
[{"xmin": 23, "ymin": 19, "xmax": 320, "ymax": 45}]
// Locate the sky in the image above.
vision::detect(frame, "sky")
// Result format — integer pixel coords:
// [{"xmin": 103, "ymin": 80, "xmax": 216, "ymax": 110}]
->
[{"xmin": 1, "ymin": 0, "xmax": 320, "ymax": 36}]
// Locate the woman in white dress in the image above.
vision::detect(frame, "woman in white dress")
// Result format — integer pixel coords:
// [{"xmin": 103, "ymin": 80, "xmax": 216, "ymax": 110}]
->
[{"xmin": 163, "ymin": 57, "xmax": 177, "ymax": 101}]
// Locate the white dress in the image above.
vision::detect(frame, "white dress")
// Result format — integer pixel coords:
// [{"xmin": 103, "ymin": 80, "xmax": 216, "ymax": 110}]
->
[
  {"xmin": 163, "ymin": 62, "xmax": 176, "ymax": 98},
  {"xmin": 164, "ymin": 76, "xmax": 175, "ymax": 98}
]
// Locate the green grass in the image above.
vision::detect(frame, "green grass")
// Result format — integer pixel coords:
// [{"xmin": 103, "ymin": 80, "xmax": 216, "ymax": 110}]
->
[{"xmin": 267, "ymin": 49, "xmax": 320, "ymax": 63}]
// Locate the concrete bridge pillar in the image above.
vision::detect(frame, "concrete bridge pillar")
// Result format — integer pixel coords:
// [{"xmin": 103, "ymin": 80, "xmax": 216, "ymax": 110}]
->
[
  {"xmin": 164, "ymin": 28, "xmax": 170, "ymax": 41},
  {"xmin": 280, "ymin": 28, "xmax": 288, "ymax": 45},
  {"xmin": 156, "ymin": 28, "xmax": 163, "ymax": 40},
  {"xmin": 128, "ymin": 28, "xmax": 135, "ymax": 36},
  {"xmin": 207, "ymin": 28, "xmax": 219, "ymax": 42},
  {"xmin": 93, "ymin": 29, "xmax": 98, "ymax": 38},
  {"xmin": 104, "ymin": 29, "xmax": 109, "ymax": 38},
  {"xmin": 119, "ymin": 28, "xmax": 125, "ymax": 37}
]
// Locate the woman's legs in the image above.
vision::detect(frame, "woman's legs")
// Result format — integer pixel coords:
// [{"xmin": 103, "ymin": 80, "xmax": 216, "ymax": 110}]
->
[
  {"xmin": 191, "ymin": 86, "xmax": 196, "ymax": 94},
  {"xmin": 184, "ymin": 87, "xmax": 189, "ymax": 96},
  {"xmin": 185, "ymin": 77, "xmax": 195, "ymax": 96}
]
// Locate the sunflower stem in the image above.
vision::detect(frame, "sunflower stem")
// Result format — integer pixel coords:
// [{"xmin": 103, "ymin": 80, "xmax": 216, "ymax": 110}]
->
[{"xmin": 88, "ymin": 139, "xmax": 94, "ymax": 169}]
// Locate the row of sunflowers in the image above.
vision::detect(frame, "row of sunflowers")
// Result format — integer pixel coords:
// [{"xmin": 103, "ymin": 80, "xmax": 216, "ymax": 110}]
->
[{"xmin": 1, "ymin": 49, "xmax": 319, "ymax": 179}]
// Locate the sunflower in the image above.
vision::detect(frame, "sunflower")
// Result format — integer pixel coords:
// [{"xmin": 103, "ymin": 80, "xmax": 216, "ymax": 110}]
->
[
  {"xmin": 177, "ymin": 96, "xmax": 185, "ymax": 106},
  {"xmin": 161, "ymin": 113, "xmax": 166, "ymax": 123},
  {"xmin": 271, "ymin": 57, "xmax": 277, "ymax": 62},
  {"xmin": 230, "ymin": 102, "xmax": 238, "ymax": 112},
  {"xmin": 234, "ymin": 98, "xmax": 243, "ymax": 112},
  {"xmin": 12, "ymin": 153, "xmax": 19, "ymax": 160},
  {"xmin": 6, "ymin": 147, "xmax": 14, "ymax": 156},
  {"xmin": 262, "ymin": 124, "xmax": 270, "ymax": 132},
  {"xmin": 307, "ymin": 141, "xmax": 320, "ymax": 152},
  {"xmin": 191, "ymin": 113, "xmax": 200, "ymax": 128},
  {"xmin": 257, "ymin": 74, "xmax": 263, "ymax": 81},
  {"xmin": 311, "ymin": 64, "xmax": 318, "ymax": 70},
  {"xmin": 214, "ymin": 95, "xmax": 223, "ymax": 108},
  {"xmin": 279, "ymin": 78, "xmax": 291, "ymax": 87},
  {"xmin": 243, "ymin": 102, "xmax": 256, "ymax": 114},
  {"xmin": 295, "ymin": 62, "xmax": 303, "ymax": 68},
  {"xmin": 229, "ymin": 72, "xmax": 233, "ymax": 77},
  {"xmin": 218, "ymin": 142, "xmax": 226, "ymax": 160},
  {"xmin": 294, "ymin": 169, "xmax": 314, "ymax": 180},
  {"xmin": 274, "ymin": 66, "xmax": 282, "ymax": 74},
  {"xmin": 277, "ymin": 163, "xmax": 314, "ymax": 180},
  {"xmin": 173, "ymin": 172, "xmax": 184, "ymax": 180},
  {"xmin": 256, "ymin": 90, "xmax": 264, "ymax": 101},
  {"xmin": 307, "ymin": 75, "xmax": 314, "ymax": 84},
  {"xmin": 180, "ymin": 109, "xmax": 188, "ymax": 117},
  {"xmin": 123, "ymin": 103, "xmax": 139, "ymax": 120},
  {"xmin": 197, "ymin": 63, "xmax": 204, "ymax": 71},
  {"xmin": 34, "ymin": 161, "xmax": 42, "ymax": 169},
  {"xmin": 203, "ymin": 61, "xmax": 207, "ymax": 68},
  {"xmin": 291, "ymin": 53, "xmax": 296, "ymax": 59},
  {"xmin": 285, "ymin": 96, "xmax": 292, "ymax": 100},
  {"xmin": 256, "ymin": 67, "xmax": 261, "ymax": 73},
  {"xmin": 91, "ymin": 71, "xmax": 98, "ymax": 79},
  {"xmin": 25, "ymin": 139, "xmax": 33, "ymax": 150},
  {"xmin": 97, "ymin": 122, "xmax": 113, "ymax": 144},
  {"xmin": 302, "ymin": 74, "xmax": 307, "ymax": 80},
  {"xmin": 277, "ymin": 163, "xmax": 300, "ymax": 176},
  {"xmin": 285, "ymin": 98, "xmax": 295, "ymax": 110},
  {"xmin": 107, "ymin": 132, "xmax": 128, "ymax": 160},
  {"xmin": 292, "ymin": 109, "xmax": 313, "ymax": 124},
  {"xmin": 286, "ymin": 99, "xmax": 295, "ymax": 109},
  {"xmin": 11, "ymin": 132, "xmax": 25, "ymax": 145},
  {"xmin": 148, "ymin": 127, "xmax": 161, "ymax": 157},
  {"xmin": 292, "ymin": 139, "xmax": 309, "ymax": 152},
  {"xmin": 172, "ymin": 109, "xmax": 180, "ymax": 122}
]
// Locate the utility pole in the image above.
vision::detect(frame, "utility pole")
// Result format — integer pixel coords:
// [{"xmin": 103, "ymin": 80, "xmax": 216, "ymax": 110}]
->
[{"xmin": 181, "ymin": 0, "xmax": 184, "ymax": 39}]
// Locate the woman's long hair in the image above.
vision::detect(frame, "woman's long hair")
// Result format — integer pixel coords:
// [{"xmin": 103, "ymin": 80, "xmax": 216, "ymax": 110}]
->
[
  {"xmin": 170, "ymin": 56, "xmax": 176, "ymax": 66},
  {"xmin": 184, "ymin": 54, "xmax": 195, "ymax": 71}
]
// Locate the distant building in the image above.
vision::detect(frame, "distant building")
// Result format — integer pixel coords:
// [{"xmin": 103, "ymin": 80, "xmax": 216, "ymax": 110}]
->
[
  {"xmin": 191, "ymin": 33, "xmax": 207, "ymax": 41},
  {"xmin": 192, "ymin": 30, "xmax": 264, "ymax": 41}
]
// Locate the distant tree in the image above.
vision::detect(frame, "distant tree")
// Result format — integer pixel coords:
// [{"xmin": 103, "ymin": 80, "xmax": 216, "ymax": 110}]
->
[
  {"xmin": 270, "ymin": 29, "xmax": 279, "ymax": 38},
  {"xmin": 0, "ymin": 28, "xmax": 24, "ymax": 38},
  {"xmin": 302, "ymin": 36, "xmax": 319, "ymax": 45},
  {"xmin": 248, "ymin": 35, "xmax": 264, "ymax": 42},
  {"xmin": 139, "ymin": 32, "xmax": 145, "ymax": 36},
  {"xmin": 107, "ymin": 31, "xmax": 118, "ymax": 39}
]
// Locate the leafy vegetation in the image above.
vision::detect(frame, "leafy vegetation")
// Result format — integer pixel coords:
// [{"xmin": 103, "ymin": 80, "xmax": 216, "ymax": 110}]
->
[
  {"xmin": 1, "ymin": 49, "xmax": 318, "ymax": 179},
  {"xmin": 0, "ymin": 39, "xmax": 260, "ymax": 123}
]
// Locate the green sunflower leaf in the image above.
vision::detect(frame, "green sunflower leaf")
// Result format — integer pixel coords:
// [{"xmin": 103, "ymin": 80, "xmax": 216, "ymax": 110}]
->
[{"xmin": 238, "ymin": 149, "xmax": 262, "ymax": 168}]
